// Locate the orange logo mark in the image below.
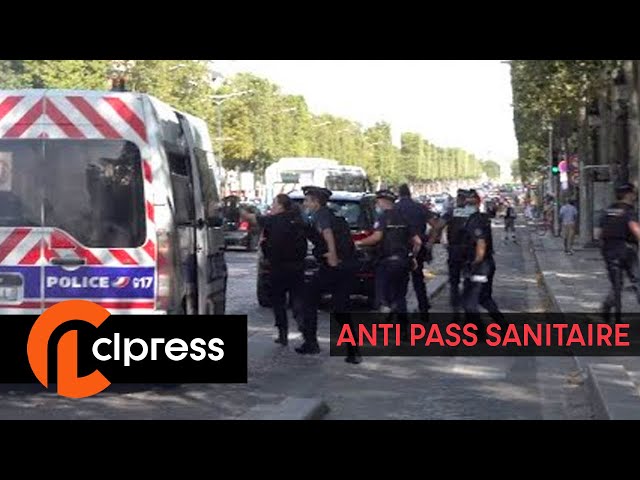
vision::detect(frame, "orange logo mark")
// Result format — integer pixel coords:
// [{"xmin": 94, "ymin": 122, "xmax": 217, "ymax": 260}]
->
[{"xmin": 27, "ymin": 300, "xmax": 111, "ymax": 399}]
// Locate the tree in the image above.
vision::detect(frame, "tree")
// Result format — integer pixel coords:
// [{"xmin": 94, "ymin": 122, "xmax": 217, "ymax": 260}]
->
[
  {"xmin": 0, "ymin": 60, "xmax": 111, "ymax": 89},
  {"xmin": 21, "ymin": 60, "xmax": 111, "ymax": 89},
  {"xmin": 400, "ymin": 132, "xmax": 424, "ymax": 181},
  {"xmin": 0, "ymin": 61, "xmax": 25, "ymax": 88},
  {"xmin": 481, "ymin": 160, "xmax": 501, "ymax": 179},
  {"xmin": 510, "ymin": 60, "xmax": 620, "ymax": 181}
]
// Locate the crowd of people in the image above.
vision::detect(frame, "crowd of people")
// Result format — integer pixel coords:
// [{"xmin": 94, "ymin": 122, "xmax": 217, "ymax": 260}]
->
[
  {"xmin": 241, "ymin": 184, "xmax": 508, "ymax": 365},
  {"xmin": 238, "ymin": 177, "xmax": 640, "ymax": 363}
]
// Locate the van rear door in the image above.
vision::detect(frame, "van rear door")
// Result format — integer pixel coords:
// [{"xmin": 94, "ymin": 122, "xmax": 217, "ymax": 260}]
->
[
  {"xmin": 0, "ymin": 137, "xmax": 45, "ymax": 314},
  {"xmin": 39, "ymin": 91, "xmax": 156, "ymax": 312}
]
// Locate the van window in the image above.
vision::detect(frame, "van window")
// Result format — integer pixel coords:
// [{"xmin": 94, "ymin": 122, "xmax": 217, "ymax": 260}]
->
[
  {"xmin": 44, "ymin": 140, "xmax": 146, "ymax": 248},
  {"xmin": 166, "ymin": 143, "xmax": 195, "ymax": 225},
  {"xmin": 194, "ymin": 148, "xmax": 221, "ymax": 223},
  {"xmin": 0, "ymin": 141, "xmax": 43, "ymax": 227},
  {"xmin": 0, "ymin": 139, "xmax": 146, "ymax": 248}
]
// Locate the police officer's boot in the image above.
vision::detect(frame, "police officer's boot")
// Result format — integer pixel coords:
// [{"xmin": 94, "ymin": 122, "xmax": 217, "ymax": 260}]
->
[
  {"xmin": 345, "ymin": 345, "xmax": 362, "ymax": 364},
  {"xmin": 275, "ymin": 326, "xmax": 288, "ymax": 346}
]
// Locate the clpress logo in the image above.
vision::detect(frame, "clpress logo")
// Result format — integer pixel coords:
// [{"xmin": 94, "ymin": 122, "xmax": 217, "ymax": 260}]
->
[
  {"xmin": 23, "ymin": 300, "xmax": 246, "ymax": 399},
  {"xmin": 27, "ymin": 300, "xmax": 112, "ymax": 399}
]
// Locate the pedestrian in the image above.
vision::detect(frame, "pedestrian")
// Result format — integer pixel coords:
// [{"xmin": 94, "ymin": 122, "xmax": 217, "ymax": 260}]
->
[
  {"xmin": 599, "ymin": 183, "xmax": 640, "ymax": 324},
  {"xmin": 355, "ymin": 190, "xmax": 422, "ymax": 331},
  {"xmin": 524, "ymin": 202, "xmax": 533, "ymax": 220},
  {"xmin": 299, "ymin": 186, "xmax": 361, "ymax": 363},
  {"xmin": 240, "ymin": 194, "xmax": 308, "ymax": 346},
  {"xmin": 559, "ymin": 199, "xmax": 578, "ymax": 254},
  {"xmin": 461, "ymin": 189, "xmax": 506, "ymax": 329},
  {"xmin": 396, "ymin": 184, "xmax": 441, "ymax": 316},
  {"xmin": 503, "ymin": 200, "xmax": 517, "ymax": 243}
]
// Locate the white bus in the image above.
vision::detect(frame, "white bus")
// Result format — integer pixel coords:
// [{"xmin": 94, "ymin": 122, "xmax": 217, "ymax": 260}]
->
[{"xmin": 263, "ymin": 157, "xmax": 370, "ymax": 205}]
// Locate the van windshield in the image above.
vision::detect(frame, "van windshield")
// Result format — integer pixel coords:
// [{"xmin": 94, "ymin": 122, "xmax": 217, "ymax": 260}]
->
[
  {"xmin": 0, "ymin": 139, "xmax": 146, "ymax": 248},
  {"xmin": 325, "ymin": 174, "xmax": 367, "ymax": 192}
]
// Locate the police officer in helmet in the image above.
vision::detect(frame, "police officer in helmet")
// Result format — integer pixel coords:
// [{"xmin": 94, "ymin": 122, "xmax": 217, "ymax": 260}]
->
[
  {"xmin": 356, "ymin": 190, "xmax": 422, "ymax": 318},
  {"xmin": 461, "ymin": 189, "xmax": 506, "ymax": 328},
  {"xmin": 599, "ymin": 182, "xmax": 640, "ymax": 324}
]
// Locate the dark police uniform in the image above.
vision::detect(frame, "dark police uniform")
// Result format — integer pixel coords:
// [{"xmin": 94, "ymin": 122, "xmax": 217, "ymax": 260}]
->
[
  {"xmin": 375, "ymin": 201, "xmax": 414, "ymax": 314},
  {"xmin": 298, "ymin": 187, "xmax": 357, "ymax": 356},
  {"xmin": 442, "ymin": 199, "xmax": 473, "ymax": 312},
  {"xmin": 258, "ymin": 209, "xmax": 307, "ymax": 345},
  {"xmin": 600, "ymin": 200, "xmax": 640, "ymax": 323},
  {"xmin": 396, "ymin": 196, "xmax": 436, "ymax": 313},
  {"xmin": 461, "ymin": 210, "xmax": 505, "ymax": 325}
]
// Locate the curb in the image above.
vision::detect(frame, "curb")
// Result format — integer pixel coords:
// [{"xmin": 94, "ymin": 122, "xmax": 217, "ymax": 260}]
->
[
  {"xmin": 527, "ymin": 227, "xmax": 640, "ymax": 419},
  {"xmin": 237, "ymin": 396, "xmax": 330, "ymax": 420},
  {"xmin": 527, "ymin": 232, "xmax": 562, "ymax": 314},
  {"xmin": 586, "ymin": 364, "xmax": 640, "ymax": 420}
]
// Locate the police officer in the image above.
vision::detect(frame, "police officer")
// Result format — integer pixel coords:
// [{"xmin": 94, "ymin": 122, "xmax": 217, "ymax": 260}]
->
[
  {"xmin": 240, "ymin": 194, "xmax": 307, "ymax": 346},
  {"xmin": 299, "ymin": 186, "xmax": 361, "ymax": 363},
  {"xmin": 396, "ymin": 184, "xmax": 440, "ymax": 315},
  {"xmin": 461, "ymin": 189, "xmax": 506, "ymax": 327},
  {"xmin": 355, "ymin": 190, "xmax": 422, "ymax": 316},
  {"xmin": 439, "ymin": 189, "xmax": 473, "ymax": 318},
  {"xmin": 599, "ymin": 183, "xmax": 640, "ymax": 324}
]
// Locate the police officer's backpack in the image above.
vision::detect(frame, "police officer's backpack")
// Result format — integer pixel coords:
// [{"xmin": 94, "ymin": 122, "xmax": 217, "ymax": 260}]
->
[
  {"xmin": 380, "ymin": 209, "xmax": 411, "ymax": 259},
  {"xmin": 262, "ymin": 213, "xmax": 308, "ymax": 265},
  {"xmin": 331, "ymin": 212, "xmax": 356, "ymax": 261},
  {"xmin": 309, "ymin": 210, "xmax": 356, "ymax": 262}
]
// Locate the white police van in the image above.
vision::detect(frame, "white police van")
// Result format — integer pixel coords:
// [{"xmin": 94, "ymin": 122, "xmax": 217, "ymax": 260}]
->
[{"xmin": 0, "ymin": 89, "xmax": 227, "ymax": 315}]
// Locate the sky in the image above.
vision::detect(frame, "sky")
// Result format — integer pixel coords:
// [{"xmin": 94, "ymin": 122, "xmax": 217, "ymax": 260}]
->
[{"xmin": 212, "ymin": 60, "xmax": 518, "ymax": 181}]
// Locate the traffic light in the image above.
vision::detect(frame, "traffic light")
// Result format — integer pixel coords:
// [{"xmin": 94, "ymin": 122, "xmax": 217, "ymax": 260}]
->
[{"xmin": 551, "ymin": 165, "xmax": 560, "ymax": 175}]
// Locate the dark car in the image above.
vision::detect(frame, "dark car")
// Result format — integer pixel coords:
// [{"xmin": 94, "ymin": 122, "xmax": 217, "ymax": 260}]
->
[
  {"xmin": 256, "ymin": 191, "xmax": 378, "ymax": 308},
  {"xmin": 222, "ymin": 195, "xmax": 261, "ymax": 251}
]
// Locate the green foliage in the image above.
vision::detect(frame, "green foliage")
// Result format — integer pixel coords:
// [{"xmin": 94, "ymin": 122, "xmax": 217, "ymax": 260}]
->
[
  {"xmin": 0, "ymin": 60, "xmax": 486, "ymax": 182},
  {"xmin": 510, "ymin": 60, "xmax": 621, "ymax": 182},
  {"xmin": 481, "ymin": 160, "xmax": 501, "ymax": 179}
]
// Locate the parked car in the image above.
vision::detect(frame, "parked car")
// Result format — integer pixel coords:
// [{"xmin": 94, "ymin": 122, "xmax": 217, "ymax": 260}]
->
[
  {"xmin": 256, "ymin": 191, "xmax": 378, "ymax": 308},
  {"xmin": 222, "ymin": 195, "xmax": 261, "ymax": 251}
]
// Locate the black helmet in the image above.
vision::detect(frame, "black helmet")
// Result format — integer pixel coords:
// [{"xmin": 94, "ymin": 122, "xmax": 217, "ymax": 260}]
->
[
  {"xmin": 375, "ymin": 189, "xmax": 397, "ymax": 202},
  {"xmin": 302, "ymin": 185, "xmax": 332, "ymax": 201}
]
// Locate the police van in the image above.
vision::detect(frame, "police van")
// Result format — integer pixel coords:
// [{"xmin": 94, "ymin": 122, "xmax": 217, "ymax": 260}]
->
[{"xmin": 0, "ymin": 89, "xmax": 228, "ymax": 315}]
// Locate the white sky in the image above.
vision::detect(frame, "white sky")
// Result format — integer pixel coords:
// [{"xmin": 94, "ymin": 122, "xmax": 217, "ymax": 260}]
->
[{"xmin": 212, "ymin": 60, "xmax": 518, "ymax": 180}]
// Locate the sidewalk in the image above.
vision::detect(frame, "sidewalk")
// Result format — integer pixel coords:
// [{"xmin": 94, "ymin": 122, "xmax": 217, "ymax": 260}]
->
[{"xmin": 529, "ymin": 226, "xmax": 640, "ymax": 419}]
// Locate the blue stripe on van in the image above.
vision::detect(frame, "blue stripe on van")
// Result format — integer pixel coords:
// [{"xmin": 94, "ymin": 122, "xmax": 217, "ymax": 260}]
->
[{"xmin": 0, "ymin": 266, "xmax": 40, "ymax": 299}]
